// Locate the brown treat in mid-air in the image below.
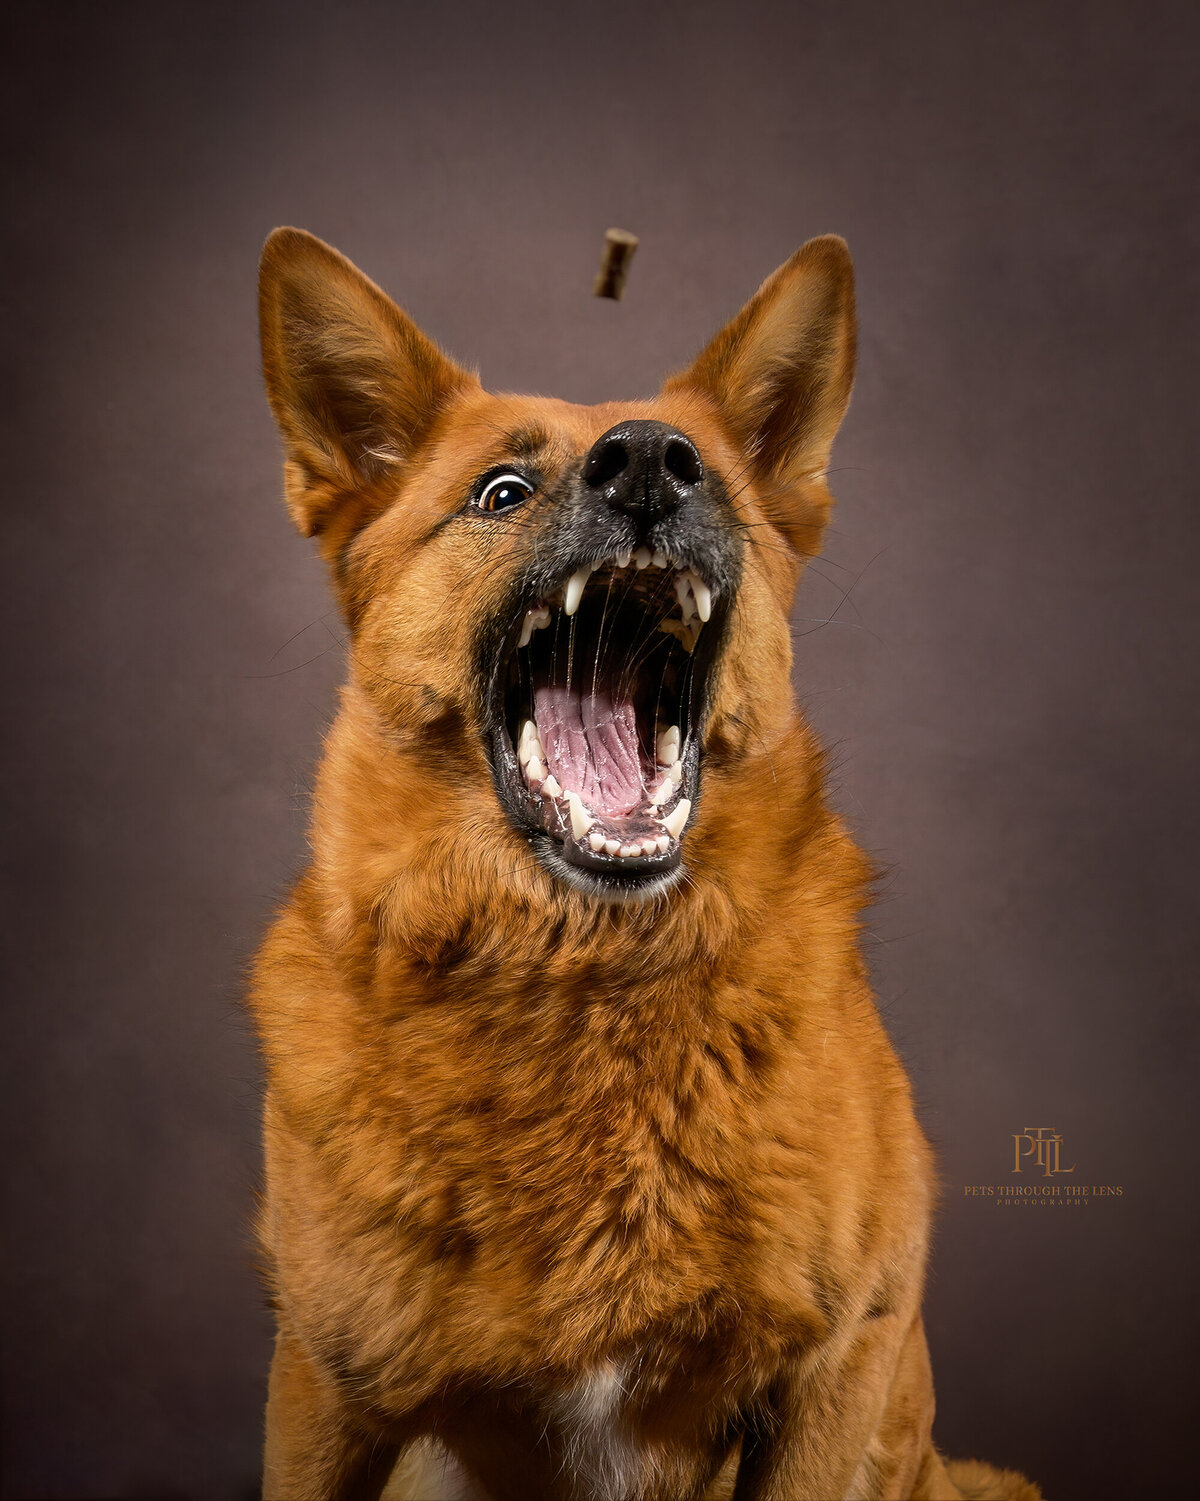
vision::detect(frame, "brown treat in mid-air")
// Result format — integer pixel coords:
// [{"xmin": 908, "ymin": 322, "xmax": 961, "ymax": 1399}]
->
[{"xmin": 593, "ymin": 227, "xmax": 639, "ymax": 299}]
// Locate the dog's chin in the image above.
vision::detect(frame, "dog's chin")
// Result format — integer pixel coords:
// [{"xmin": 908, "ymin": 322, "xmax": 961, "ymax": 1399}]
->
[
  {"xmin": 480, "ymin": 549, "xmax": 728, "ymax": 902},
  {"xmin": 526, "ymin": 832, "xmax": 689, "ymax": 905}
]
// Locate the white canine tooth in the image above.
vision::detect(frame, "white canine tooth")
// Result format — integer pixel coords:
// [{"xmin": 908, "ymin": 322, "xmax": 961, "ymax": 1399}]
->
[
  {"xmin": 542, "ymin": 774, "xmax": 562, "ymax": 799},
  {"xmin": 525, "ymin": 757, "xmax": 546, "ymax": 783},
  {"xmin": 690, "ymin": 573, "xmax": 712, "ymax": 622},
  {"xmin": 518, "ymin": 615, "xmax": 534, "ymax": 648},
  {"xmin": 656, "ymin": 726, "xmax": 680, "ymax": 766},
  {"xmin": 564, "ymin": 568, "xmax": 590, "ymax": 616},
  {"xmin": 669, "ymin": 759, "xmax": 683, "ymax": 785},
  {"xmin": 616, "ymin": 549, "xmax": 632, "ymax": 569},
  {"xmin": 652, "ymin": 549, "xmax": 668, "ymax": 569},
  {"xmin": 634, "ymin": 547, "xmax": 652, "ymax": 569},
  {"xmin": 659, "ymin": 798, "xmax": 691, "ymax": 840},
  {"xmin": 588, "ymin": 830, "xmax": 607, "ymax": 852},
  {"xmin": 604, "ymin": 838, "xmax": 621, "ymax": 856},
  {"xmin": 567, "ymin": 791, "xmax": 595, "ymax": 839},
  {"xmin": 655, "ymin": 834, "xmax": 670, "ymax": 854}
]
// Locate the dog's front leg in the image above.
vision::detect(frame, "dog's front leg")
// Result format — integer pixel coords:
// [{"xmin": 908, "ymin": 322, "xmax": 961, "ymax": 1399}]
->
[
  {"xmin": 733, "ymin": 1316, "xmax": 959, "ymax": 1501},
  {"xmin": 263, "ymin": 1327, "xmax": 400, "ymax": 1501}
]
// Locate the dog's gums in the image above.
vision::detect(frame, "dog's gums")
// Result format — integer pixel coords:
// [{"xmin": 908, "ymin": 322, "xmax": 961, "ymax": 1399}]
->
[{"xmin": 490, "ymin": 551, "xmax": 719, "ymax": 888}]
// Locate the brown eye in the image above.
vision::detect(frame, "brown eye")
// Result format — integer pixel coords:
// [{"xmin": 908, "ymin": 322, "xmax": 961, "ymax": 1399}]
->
[{"xmin": 476, "ymin": 472, "xmax": 534, "ymax": 512}]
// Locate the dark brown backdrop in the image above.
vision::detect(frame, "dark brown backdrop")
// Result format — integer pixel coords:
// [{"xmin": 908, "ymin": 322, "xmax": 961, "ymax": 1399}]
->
[{"xmin": 2, "ymin": 2, "xmax": 1197, "ymax": 1498}]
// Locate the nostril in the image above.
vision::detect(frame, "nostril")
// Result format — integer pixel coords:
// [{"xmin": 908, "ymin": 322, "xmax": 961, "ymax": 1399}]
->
[
  {"xmin": 584, "ymin": 440, "xmax": 629, "ymax": 487},
  {"xmin": 663, "ymin": 439, "xmax": 703, "ymax": 486}
]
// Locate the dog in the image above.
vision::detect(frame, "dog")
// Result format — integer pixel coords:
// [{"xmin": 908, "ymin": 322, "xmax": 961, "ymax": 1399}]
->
[{"xmin": 251, "ymin": 227, "xmax": 1042, "ymax": 1501}]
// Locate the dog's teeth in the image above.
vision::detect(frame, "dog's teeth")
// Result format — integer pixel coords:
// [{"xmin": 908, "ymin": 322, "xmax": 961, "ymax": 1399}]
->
[
  {"xmin": 604, "ymin": 838, "xmax": 621, "ymax": 856},
  {"xmin": 619, "ymin": 842, "xmax": 641, "ymax": 858},
  {"xmin": 634, "ymin": 547, "xmax": 652, "ymax": 569},
  {"xmin": 674, "ymin": 572, "xmax": 696, "ymax": 623},
  {"xmin": 656, "ymin": 726, "xmax": 681, "ymax": 766},
  {"xmin": 525, "ymin": 756, "xmax": 546, "ymax": 783},
  {"xmin": 564, "ymin": 568, "xmax": 590, "ymax": 616},
  {"xmin": 616, "ymin": 548, "xmax": 632, "ymax": 569},
  {"xmin": 652, "ymin": 549, "xmax": 668, "ymax": 569},
  {"xmin": 655, "ymin": 834, "xmax": 670, "ymax": 854},
  {"xmin": 542, "ymin": 774, "xmax": 562, "ymax": 799},
  {"xmin": 639, "ymin": 837, "xmax": 658, "ymax": 856},
  {"xmin": 567, "ymin": 792, "xmax": 595, "ymax": 839},
  {"xmin": 518, "ymin": 720, "xmax": 543, "ymax": 765},
  {"xmin": 668, "ymin": 759, "xmax": 684, "ymax": 785},
  {"xmin": 647, "ymin": 776, "xmax": 674, "ymax": 807},
  {"xmin": 659, "ymin": 798, "xmax": 691, "ymax": 840},
  {"xmin": 588, "ymin": 830, "xmax": 607, "ymax": 852},
  {"xmin": 519, "ymin": 605, "xmax": 551, "ymax": 646},
  {"xmin": 690, "ymin": 573, "xmax": 712, "ymax": 622}
]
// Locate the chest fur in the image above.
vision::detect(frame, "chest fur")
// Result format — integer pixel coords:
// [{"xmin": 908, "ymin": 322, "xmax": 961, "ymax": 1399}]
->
[{"xmin": 262, "ymin": 909, "xmax": 918, "ymax": 1419}]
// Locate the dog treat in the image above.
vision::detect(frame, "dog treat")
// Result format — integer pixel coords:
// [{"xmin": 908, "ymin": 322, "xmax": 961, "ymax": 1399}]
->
[{"xmin": 593, "ymin": 227, "xmax": 638, "ymax": 300}]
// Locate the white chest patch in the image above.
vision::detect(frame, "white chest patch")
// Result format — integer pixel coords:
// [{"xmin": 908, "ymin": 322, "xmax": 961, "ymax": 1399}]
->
[{"xmin": 549, "ymin": 1358, "xmax": 647, "ymax": 1501}]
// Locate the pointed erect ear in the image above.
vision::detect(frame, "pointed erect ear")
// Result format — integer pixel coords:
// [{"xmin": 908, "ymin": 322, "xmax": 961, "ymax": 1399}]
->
[
  {"xmin": 258, "ymin": 228, "xmax": 478, "ymax": 538},
  {"xmin": 663, "ymin": 236, "xmax": 856, "ymax": 551}
]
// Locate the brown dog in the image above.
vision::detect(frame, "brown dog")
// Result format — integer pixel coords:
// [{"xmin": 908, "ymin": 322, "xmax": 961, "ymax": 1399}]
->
[{"xmin": 251, "ymin": 228, "xmax": 1041, "ymax": 1501}]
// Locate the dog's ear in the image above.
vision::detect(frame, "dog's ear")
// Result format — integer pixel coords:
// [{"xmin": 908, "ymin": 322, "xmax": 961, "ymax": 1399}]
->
[
  {"xmin": 663, "ymin": 236, "xmax": 855, "ymax": 552},
  {"xmin": 258, "ymin": 228, "xmax": 478, "ymax": 539}
]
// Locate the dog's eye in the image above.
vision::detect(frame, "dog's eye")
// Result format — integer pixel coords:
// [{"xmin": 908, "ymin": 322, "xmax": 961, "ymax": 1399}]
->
[{"xmin": 476, "ymin": 472, "xmax": 534, "ymax": 513}]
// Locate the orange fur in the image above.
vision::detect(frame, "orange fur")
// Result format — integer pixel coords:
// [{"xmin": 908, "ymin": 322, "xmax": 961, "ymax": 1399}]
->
[{"xmin": 251, "ymin": 229, "xmax": 1042, "ymax": 1501}]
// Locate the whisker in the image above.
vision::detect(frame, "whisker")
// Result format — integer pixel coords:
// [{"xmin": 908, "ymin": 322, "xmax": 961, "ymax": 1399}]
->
[{"xmin": 237, "ymin": 646, "xmax": 339, "ymax": 680}]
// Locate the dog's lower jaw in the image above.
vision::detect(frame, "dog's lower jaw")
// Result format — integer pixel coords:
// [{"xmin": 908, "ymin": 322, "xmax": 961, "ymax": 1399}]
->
[{"xmin": 526, "ymin": 832, "xmax": 690, "ymax": 904}]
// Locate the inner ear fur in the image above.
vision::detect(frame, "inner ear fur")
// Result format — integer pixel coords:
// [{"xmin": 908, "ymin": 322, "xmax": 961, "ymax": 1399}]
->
[
  {"xmin": 258, "ymin": 227, "xmax": 479, "ymax": 540},
  {"xmin": 663, "ymin": 235, "xmax": 856, "ymax": 554}
]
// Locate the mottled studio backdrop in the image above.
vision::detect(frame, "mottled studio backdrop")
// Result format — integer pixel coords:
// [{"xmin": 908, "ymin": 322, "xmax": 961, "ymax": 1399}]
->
[{"xmin": 2, "ymin": 2, "xmax": 1197, "ymax": 1498}]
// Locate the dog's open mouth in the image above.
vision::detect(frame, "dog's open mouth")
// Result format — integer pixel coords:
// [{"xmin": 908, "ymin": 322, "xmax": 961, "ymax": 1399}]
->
[{"xmin": 484, "ymin": 547, "xmax": 726, "ymax": 893}]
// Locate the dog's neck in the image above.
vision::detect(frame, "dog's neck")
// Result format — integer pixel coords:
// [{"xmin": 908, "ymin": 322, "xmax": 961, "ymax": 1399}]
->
[{"xmin": 301, "ymin": 680, "xmax": 868, "ymax": 1005}]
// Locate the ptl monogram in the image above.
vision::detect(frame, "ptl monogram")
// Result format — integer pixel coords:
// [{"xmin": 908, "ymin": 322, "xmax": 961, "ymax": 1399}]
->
[{"xmin": 1012, "ymin": 1126, "xmax": 1075, "ymax": 1176}]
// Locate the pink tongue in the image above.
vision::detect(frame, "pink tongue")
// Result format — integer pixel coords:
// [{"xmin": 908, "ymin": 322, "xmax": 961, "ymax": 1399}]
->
[{"xmin": 534, "ymin": 684, "xmax": 644, "ymax": 817}]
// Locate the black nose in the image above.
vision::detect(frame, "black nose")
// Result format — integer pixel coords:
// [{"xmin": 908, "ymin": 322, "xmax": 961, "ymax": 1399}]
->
[{"xmin": 582, "ymin": 420, "xmax": 704, "ymax": 529}]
